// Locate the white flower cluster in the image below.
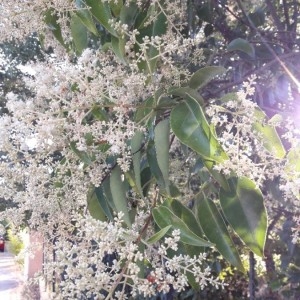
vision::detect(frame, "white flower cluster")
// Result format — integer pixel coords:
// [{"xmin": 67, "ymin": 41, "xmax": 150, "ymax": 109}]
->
[
  {"xmin": 206, "ymin": 76, "xmax": 300, "ymax": 245},
  {"xmin": 0, "ymin": 1, "xmax": 76, "ymax": 44},
  {"xmin": 0, "ymin": 0, "xmax": 225, "ymax": 298},
  {"xmin": 206, "ymin": 76, "xmax": 282, "ymax": 186},
  {"xmin": 292, "ymin": 215, "xmax": 300, "ymax": 244},
  {"xmin": 42, "ymin": 214, "xmax": 223, "ymax": 299}
]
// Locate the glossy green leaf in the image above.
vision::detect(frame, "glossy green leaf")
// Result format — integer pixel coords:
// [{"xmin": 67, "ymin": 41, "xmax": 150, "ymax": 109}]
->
[
  {"xmin": 219, "ymin": 177, "xmax": 267, "ymax": 257},
  {"xmin": 70, "ymin": 12, "xmax": 88, "ymax": 54},
  {"xmin": 110, "ymin": 0, "xmax": 123, "ymax": 17},
  {"xmin": 196, "ymin": 196, "xmax": 245, "ymax": 272},
  {"xmin": 203, "ymin": 159, "xmax": 229, "ymax": 190},
  {"xmin": 141, "ymin": 167, "xmax": 152, "ymax": 197},
  {"xmin": 168, "ymin": 87, "xmax": 205, "ymax": 106},
  {"xmin": 163, "ymin": 198, "xmax": 204, "ymax": 238},
  {"xmin": 87, "ymin": 187, "xmax": 106, "ymax": 221},
  {"xmin": 135, "ymin": 96, "xmax": 154, "ymax": 124},
  {"xmin": 152, "ymin": 206, "xmax": 214, "ymax": 247},
  {"xmin": 253, "ymin": 107, "xmax": 286, "ymax": 159},
  {"xmin": 189, "ymin": 66, "xmax": 226, "ymax": 90},
  {"xmin": 44, "ymin": 9, "xmax": 66, "ymax": 48},
  {"xmin": 159, "ymin": 182, "xmax": 181, "ymax": 198},
  {"xmin": 110, "ymin": 166, "xmax": 131, "ymax": 226},
  {"xmin": 154, "ymin": 119, "xmax": 170, "ymax": 194},
  {"xmin": 103, "ymin": 177, "xmax": 116, "ymax": 211},
  {"xmin": 155, "ymin": 97, "xmax": 176, "ymax": 110},
  {"xmin": 147, "ymin": 225, "xmax": 172, "ymax": 244},
  {"xmin": 94, "ymin": 186, "xmax": 114, "ymax": 221},
  {"xmin": 75, "ymin": 9, "xmax": 98, "ymax": 36},
  {"xmin": 131, "ymin": 131, "xmax": 144, "ymax": 197},
  {"xmin": 286, "ymin": 147, "xmax": 300, "ymax": 173},
  {"xmin": 227, "ymin": 38, "xmax": 255, "ymax": 58},
  {"xmin": 124, "ymin": 170, "xmax": 137, "ymax": 191},
  {"xmin": 120, "ymin": 2, "xmax": 138, "ymax": 27},
  {"xmin": 171, "ymin": 94, "xmax": 228, "ymax": 164},
  {"xmin": 111, "ymin": 36, "xmax": 127, "ymax": 63},
  {"xmin": 147, "ymin": 141, "xmax": 165, "ymax": 188},
  {"xmin": 85, "ymin": 0, "xmax": 117, "ymax": 36},
  {"xmin": 248, "ymin": 7, "xmax": 265, "ymax": 27},
  {"xmin": 134, "ymin": 7, "xmax": 150, "ymax": 29}
]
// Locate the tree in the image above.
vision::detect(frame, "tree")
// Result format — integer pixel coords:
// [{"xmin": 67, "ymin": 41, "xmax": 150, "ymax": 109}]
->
[{"xmin": 0, "ymin": 0, "xmax": 299, "ymax": 299}]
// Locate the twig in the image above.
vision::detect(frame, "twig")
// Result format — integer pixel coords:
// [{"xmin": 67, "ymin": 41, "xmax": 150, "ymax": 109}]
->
[
  {"xmin": 265, "ymin": 0, "xmax": 284, "ymax": 31},
  {"xmin": 249, "ymin": 251, "xmax": 256, "ymax": 300},
  {"xmin": 208, "ymin": 52, "xmax": 300, "ymax": 98}
]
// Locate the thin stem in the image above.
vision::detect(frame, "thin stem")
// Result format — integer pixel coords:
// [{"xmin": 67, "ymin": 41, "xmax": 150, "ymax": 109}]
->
[
  {"xmin": 249, "ymin": 251, "xmax": 256, "ymax": 300},
  {"xmin": 282, "ymin": 0, "xmax": 291, "ymax": 28}
]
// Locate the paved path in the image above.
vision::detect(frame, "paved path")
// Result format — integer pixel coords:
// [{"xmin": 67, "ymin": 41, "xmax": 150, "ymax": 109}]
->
[{"xmin": 0, "ymin": 249, "xmax": 24, "ymax": 300}]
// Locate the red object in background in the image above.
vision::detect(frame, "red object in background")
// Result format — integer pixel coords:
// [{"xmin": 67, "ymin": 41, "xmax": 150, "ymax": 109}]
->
[{"xmin": 0, "ymin": 236, "xmax": 5, "ymax": 252}]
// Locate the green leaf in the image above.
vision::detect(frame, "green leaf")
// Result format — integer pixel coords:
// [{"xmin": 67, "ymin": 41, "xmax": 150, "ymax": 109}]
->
[
  {"xmin": 155, "ymin": 97, "xmax": 176, "ymax": 110},
  {"xmin": 154, "ymin": 119, "xmax": 170, "ymax": 194},
  {"xmin": 202, "ymin": 158, "xmax": 229, "ymax": 191},
  {"xmin": 219, "ymin": 92, "xmax": 239, "ymax": 103},
  {"xmin": 253, "ymin": 107, "xmax": 286, "ymax": 159},
  {"xmin": 163, "ymin": 198, "xmax": 204, "ymax": 238},
  {"xmin": 147, "ymin": 225, "xmax": 172, "ymax": 244},
  {"xmin": 134, "ymin": 96, "xmax": 154, "ymax": 124},
  {"xmin": 70, "ymin": 141, "xmax": 92, "ymax": 165},
  {"xmin": 120, "ymin": 2, "xmax": 138, "ymax": 27},
  {"xmin": 160, "ymin": 182, "xmax": 181, "ymax": 198},
  {"xmin": 219, "ymin": 177, "xmax": 268, "ymax": 257},
  {"xmin": 152, "ymin": 206, "xmax": 214, "ymax": 247},
  {"xmin": 286, "ymin": 147, "xmax": 300, "ymax": 174},
  {"xmin": 44, "ymin": 9, "xmax": 66, "ymax": 48},
  {"xmin": 75, "ymin": 9, "xmax": 98, "ymax": 36},
  {"xmin": 94, "ymin": 186, "xmax": 114, "ymax": 221},
  {"xmin": 111, "ymin": 36, "xmax": 127, "ymax": 63},
  {"xmin": 110, "ymin": 0, "xmax": 123, "ymax": 17},
  {"xmin": 189, "ymin": 66, "xmax": 226, "ymax": 90},
  {"xmin": 196, "ymin": 195, "xmax": 245, "ymax": 272},
  {"xmin": 171, "ymin": 94, "xmax": 228, "ymax": 164},
  {"xmin": 91, "ymin": 106, "xmax": 108, "ymax": 121},
  {"xmin": 168, "ymin": 86, "xmax": 205, "ymax": 106},
  {"xmin": 70, "ymin": 12, "xmax": 88, "ymax": 55},
  {"xmin": 85, "ymin": 0, "xmax": 117, "ymax": 36},
  {"xmin": 110, "ymin": 166, "xmax": 131, "ymax": 226},
  {"xmin": 141, "ymin": 167, "xmax": 152, "ymax": 197},
  {"xmin": 84, "ymin": 132, "xmax": 94, "ymax": 146},
  {"xmin": 103, "ymin": 177, "xmax": 116, "ymax": 211},
  {"xmin": 133, "ymin": 11, "xmax": 147, "ymax": 30},
  {"xmin": 227, "ymin": 38, "xmax": 255, "ymax": 58},
  {"xmin": 248, "ymin": 7, "xmax": 265, "ymax": 27},
  {"xmin": 138, "ymin": 10, "xmax": 167, "ymax": 73},
  {"xmin": 147, "ymin": 141, "xmax": 165, "ymax": 188},
  {"xmin": 87, "ymin": 187, "xmax": 106, "ymax": 221},
  {"xmin": 137, "ymin": 243, "xmax": 145, "ymax": 279},
  {"xmin": 131, "ymin": 131, "xmax": 144, "ymax": 197}
]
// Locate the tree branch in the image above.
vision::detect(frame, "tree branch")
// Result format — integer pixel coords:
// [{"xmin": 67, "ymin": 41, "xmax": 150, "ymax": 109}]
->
[{"xmin": 265, "ymin": 0, "xmax": 284, "ymax": 31}]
